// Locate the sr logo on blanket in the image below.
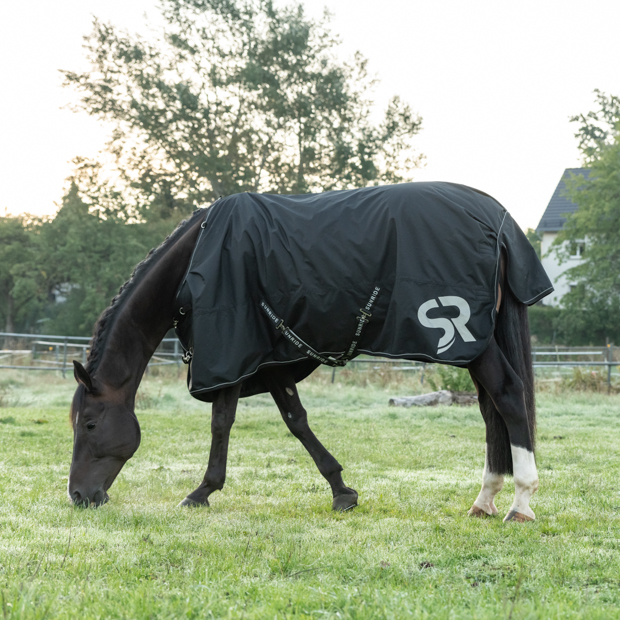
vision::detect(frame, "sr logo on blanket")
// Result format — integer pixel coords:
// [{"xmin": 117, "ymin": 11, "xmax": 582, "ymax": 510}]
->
[{"xmin": 418, "ymin": 296, "xmax": 476, "ymax": 354}]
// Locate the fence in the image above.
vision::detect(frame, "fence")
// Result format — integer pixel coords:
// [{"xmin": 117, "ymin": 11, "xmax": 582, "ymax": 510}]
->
[
  {"xmin": 1, "ymin": 332, "xmax": 618, "ymax": 386},
  {"xmin": 0, "ymin": 332, "xmax": 183, "ymax": 377}
]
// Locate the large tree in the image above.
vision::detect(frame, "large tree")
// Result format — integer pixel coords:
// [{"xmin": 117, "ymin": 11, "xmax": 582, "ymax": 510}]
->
[
  {"xmin": 12, "ymin": 173, "xmax": 161, "ymax": 336},
  {"xmin": 62, "ymin": 0, "xmax": 422, "ymax": 218},
  {"xmin": 552, "ymin": 90, "xmax": 620, "ymax": 344},
  {"xmin": 4, "ymin": 0, "xmax": 423, "ymax": 337},
  {"xmin": 0, "ymin": 215, "xmax": 41, "ymax": 334}
]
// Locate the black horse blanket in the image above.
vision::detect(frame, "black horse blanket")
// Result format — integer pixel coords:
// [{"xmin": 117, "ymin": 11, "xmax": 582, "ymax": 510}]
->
[{"xmin": 174, "ymin": 182, "xmax": 553, "ymax": 402}]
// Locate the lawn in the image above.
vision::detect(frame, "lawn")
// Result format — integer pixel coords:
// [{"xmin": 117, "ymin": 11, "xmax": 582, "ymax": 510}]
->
[{"xmin": 1, "ymin": 367, "xmax": 620, "ymax": 619}]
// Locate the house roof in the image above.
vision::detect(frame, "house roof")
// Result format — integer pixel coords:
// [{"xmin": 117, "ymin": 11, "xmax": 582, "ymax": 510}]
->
[{"xmin": 536, "ymin": 168, "xmax": 590, "ymax": 233}]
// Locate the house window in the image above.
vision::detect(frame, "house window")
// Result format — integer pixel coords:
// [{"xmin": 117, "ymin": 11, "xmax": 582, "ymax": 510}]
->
[{"xmin": 569, "ymin": 240, "xmax": 586, "ymax": 258}]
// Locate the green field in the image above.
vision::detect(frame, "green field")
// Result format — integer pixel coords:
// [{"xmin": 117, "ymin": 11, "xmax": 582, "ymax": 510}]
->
[{"xmin": 1, "ymin": 368, "xmax": 620, "ymax": 619}]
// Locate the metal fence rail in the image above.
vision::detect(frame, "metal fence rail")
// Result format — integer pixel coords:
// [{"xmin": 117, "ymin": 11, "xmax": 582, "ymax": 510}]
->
[
  {"xmin": 0, "ymin": 332, "xmax": 183, "ymax": 376},
  {"xmin": 1, "ymin": 332, "xmax": 617, "ymax": 385}
]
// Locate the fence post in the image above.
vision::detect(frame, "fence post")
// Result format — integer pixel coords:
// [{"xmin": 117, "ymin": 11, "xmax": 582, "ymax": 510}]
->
[
  {"xmin": 62, "ymin": 338, "xmax": 68, "ymax": 378},
  {"xmin": 608, "ymin": 343, "xmax": 613, "ymax": 393}
]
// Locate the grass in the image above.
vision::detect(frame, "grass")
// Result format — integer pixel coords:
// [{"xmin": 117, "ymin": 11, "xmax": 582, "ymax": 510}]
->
[{"xmin": 1, "ymin": 367, "xmax": 620, "ymax": 618}]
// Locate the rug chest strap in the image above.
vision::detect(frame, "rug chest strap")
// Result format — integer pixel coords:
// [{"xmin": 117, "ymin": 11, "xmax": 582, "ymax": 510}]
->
[
  {"xmin": 260, "ymin": 287, "xmax": 380, "ymax": 368},
  {"xmin": 260, "ymin": 301, "xmax": 346, "ymax": 367}
]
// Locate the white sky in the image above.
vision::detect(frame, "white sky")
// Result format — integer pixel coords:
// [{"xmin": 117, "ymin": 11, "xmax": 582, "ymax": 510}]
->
[{"xmin": 1, "ymin": 0, "xmax": 619, "ymax": 230}]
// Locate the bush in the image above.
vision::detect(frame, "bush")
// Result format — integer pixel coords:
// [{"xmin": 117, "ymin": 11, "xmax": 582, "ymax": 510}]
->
[
  {"xmin": 527, "ymin": 302, "xmax": 619, "ymax": 346},
  {"xmin": 426, "ymin": 365, "xmax": 475, "ymax": 392},
  {"xmin": 560, "ymin": 367, "xmax": 619, "ymax": 393},
  {"xmin": 528, "ymin": 304, "xmax": 561, "ymax": 344}
]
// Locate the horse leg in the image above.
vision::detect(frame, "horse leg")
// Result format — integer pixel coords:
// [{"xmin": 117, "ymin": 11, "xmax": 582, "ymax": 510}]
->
[
  {"xmin": 466, "ymin": 378, "xmax": 505, "ymax": 517},
  {"xmin": 178, "ymin": 383, "xmax": 242, "ymax": 507},
  {"xmin": 468, "ymin": 338, "xmax": 538, "ymax": 522},
  {"xmin": 265, "ymin": 367, "xmax": 358, "ymax": 511},
  {"xmin": 467, "ymin": 440, "xmax": 504, "ymax": 517}
]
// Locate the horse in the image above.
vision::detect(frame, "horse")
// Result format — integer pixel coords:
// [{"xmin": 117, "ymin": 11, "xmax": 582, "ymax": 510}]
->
[{"xmin": 68, "ymin": 182, "xmax": 551, "ymax": 523}]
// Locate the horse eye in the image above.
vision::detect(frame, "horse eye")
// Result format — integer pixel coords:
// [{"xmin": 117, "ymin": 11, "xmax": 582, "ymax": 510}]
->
[{"xmin": 86, "ymin": 422, "xmax": 96, "ymax": 431}]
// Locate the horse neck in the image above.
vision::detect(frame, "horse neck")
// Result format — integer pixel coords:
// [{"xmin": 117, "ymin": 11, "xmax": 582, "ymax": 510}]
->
[{"xmin": 94, "ymin": 215, "xmax": 204, "ymax": 404}]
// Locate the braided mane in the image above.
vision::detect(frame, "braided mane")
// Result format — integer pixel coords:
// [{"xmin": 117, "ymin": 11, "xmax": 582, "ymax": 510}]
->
[{"xmin": 84, "ymin": 208, "xmax": 206, "ymax": 374}]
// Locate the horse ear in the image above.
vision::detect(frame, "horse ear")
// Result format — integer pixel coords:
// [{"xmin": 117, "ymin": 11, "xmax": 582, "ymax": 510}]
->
[{"xmin": 73, "ymin": 361, "xmax": 93, "ymax": 392}]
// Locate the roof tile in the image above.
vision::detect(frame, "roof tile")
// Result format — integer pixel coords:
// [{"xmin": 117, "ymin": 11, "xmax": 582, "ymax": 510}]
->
[{"xmin": 536, "ymin": 168, "xmax": 589, "ymax": 232}]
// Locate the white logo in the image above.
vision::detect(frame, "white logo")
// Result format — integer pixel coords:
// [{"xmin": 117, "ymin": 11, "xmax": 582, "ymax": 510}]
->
[{"xmin": 417, "ymin": 296, "xmax": 476, "ymax": 354}]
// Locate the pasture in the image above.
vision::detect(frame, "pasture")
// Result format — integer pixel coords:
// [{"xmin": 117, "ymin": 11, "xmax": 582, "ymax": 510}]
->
[{"xmin": 1, "ymin": 368, "xmax": 620, "ymax": 619}]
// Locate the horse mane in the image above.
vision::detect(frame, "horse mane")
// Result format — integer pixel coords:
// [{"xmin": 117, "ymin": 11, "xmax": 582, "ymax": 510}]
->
[{"xmin": 84, "ymin": 208, "xmax": 206, "ymax": 375}]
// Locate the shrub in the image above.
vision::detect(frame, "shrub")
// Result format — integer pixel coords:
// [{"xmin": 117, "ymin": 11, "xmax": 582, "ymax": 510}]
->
[
  {"xmin": 528, "ymin": 304, "xmax": 561, "ymax": 345},
  {"xmin": 561, "ymin": 367, "xmax": 619, "ymax": 393},
  {"xmin": 426, "ymin": 365, "xmax": 475, "ymax": 392}
]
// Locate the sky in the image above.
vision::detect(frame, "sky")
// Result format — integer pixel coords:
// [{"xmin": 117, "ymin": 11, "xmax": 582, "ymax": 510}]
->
[{"xmin": 1, "ymin": 0, "xmax": 619, "ymax": 230}]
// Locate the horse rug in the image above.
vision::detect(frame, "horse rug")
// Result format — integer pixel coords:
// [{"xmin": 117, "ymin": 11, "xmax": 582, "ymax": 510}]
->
[{"xmin": 174, "ymin": 182, "xmax": 553, "ymax": 402}]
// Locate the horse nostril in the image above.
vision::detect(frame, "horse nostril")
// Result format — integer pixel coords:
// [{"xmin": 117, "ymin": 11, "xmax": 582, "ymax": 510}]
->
[{"xmin": 72, "ymin": 490, "xmax": 83, "ymax": 505}]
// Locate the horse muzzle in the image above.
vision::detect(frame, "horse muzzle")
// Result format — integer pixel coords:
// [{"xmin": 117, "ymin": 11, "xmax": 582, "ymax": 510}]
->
[{"xmin": 69, "ymin": 485, "xmax": 109, "ymax": 507}]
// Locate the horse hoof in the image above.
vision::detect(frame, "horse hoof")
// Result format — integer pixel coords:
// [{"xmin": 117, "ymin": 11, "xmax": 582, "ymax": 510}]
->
[
  {"xmin": 178, "ymin": 496, "xmax": 209, "ymax": 507},
  {"xmin": 468, "ymin": 505, "xmax": 492, "ymax": 518},
  {"xmin": 332, "ymin": 489, "xmax": 358, "ymax": 512},
  {"xmin": 503, "ymin": 510, "xmax": 534, "ymax": 523}
]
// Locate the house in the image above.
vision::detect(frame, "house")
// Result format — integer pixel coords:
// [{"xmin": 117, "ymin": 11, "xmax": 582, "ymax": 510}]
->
[{"xmin": 536, "ymin": 168, "xmax": 589, "ymax": 307}]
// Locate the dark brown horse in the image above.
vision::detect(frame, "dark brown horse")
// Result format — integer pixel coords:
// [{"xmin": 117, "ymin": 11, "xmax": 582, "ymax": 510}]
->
[{"xmin": 68, "ymin": 192, "xmax": 541, "ymax": 522}]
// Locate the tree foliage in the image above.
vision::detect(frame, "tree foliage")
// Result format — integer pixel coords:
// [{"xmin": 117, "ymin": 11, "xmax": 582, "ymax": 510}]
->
[
  {"xmin": 5, "ymin": 179, "xmax": 160, "ymax": 336},
  {"xmin": 62, "ymin": 0, "xmax": 423, "ymax": 217},
  {"xmin": 36, "ymin": 181, "xmax": 162, "ymax": 335},
  {"xmin": 4, "ymin": 0, "xmax": 423, "ymax": 336},
  {"xmin": 551, "ymin": 90, "xmax": 620, "ymax": 344},
  {"xmin": 525, "ymin": 228, "xmax": 541, "ymax": 259},
  {"xmin": 569, "ymin": 89, "xmax": 620, "ymax": 162},
  {"xmin": 0, "ymin": 215, "xmax": 42, "ymax": 333},
  {"xmin": 527, "ymin": 301, "xmax": 620, "ymax": 346}
]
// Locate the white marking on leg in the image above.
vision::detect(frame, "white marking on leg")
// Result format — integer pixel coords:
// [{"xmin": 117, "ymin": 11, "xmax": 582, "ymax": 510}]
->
[
  {"xmin": 507, "ymin": 445, "xmax": 538, "ymax": 520},
  {"xmin": 473, "ymin": 447, "xmax": 503, "ymax": 515}
]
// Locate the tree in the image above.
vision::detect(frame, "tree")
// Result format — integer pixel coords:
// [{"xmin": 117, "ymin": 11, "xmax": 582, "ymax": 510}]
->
[
  {"xmin": 569, "ymin": 89, "xmax": 620, "ymax": 162},
  {"xmin": 62, "ymin": 0, "xmax": 422, "ymax": 217},
  {"xmin": 0, "ymin": 214, "xmax": 41, "ymax": 334},
  {"xmin": 525, "ymin": 228, "xmax": 541, "ymax": 259},
  {"xmin": 13, "ymin": 178, "xmax": 160, "ymax": 336},
  {"xmin": 551, "ymin": 90, "xmax": 620, "ymax": 344}
]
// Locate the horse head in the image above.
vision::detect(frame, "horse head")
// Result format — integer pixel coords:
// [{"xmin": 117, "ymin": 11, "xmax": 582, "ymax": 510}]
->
[{"xmin": 68, "ymin": 361, "xmax": 141, "ymax": 507}]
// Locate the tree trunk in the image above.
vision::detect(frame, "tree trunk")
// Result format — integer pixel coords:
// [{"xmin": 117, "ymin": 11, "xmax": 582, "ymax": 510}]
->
[
  {"xmin": 389, "ymin": 391, "xmax": 478, "ymax": 407},
  {"xmin": 5, "ymin": 292, "xmax": 15, "ymax": 334},
  {"xmin": 4, "ymin": 292, "xmax": 16, "ymax": 350}
]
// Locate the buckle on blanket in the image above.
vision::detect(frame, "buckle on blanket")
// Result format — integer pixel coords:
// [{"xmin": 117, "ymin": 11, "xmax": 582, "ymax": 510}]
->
[
  {"xmin": 357, "ymin": 308, "xmax": 372, "ymax": 324},
  {"xmin": 173, "ymin": 305, "xmax": 191, "ymax": 329},
  {"xmin": 182, "ymin": 348, "xmax": 193, "ymax": 364}
]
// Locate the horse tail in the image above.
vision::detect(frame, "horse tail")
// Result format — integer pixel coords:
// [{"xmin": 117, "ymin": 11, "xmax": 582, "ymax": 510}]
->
[{"xmin": 479, "ymin": 280, "xmax": 536, "ymax": 476}]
